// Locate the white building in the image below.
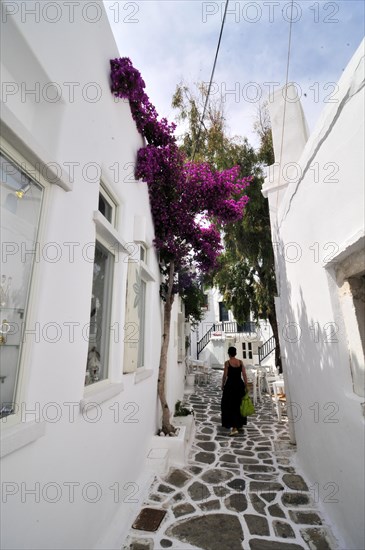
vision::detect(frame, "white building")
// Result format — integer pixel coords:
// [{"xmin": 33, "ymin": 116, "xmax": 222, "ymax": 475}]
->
[
  {"xmin": 190, "ymin": 287, "xmax": 274, "ymax": 369},
  {"xmin": 0, "ymin": 3, "xmax": 186, "ymax": 549},
  {"xmin": 262, "ymin": 40, "xmax": 365, "ymax": 550}
]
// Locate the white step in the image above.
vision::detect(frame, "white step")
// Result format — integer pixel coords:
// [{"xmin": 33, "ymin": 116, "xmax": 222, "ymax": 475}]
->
[{"xmin": 145, "ymin": 447, "xmax": 169, "ymax": 475}]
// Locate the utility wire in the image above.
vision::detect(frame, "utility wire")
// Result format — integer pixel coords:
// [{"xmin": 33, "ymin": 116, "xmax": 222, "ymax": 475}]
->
[{"xmin": 191, "ymin": 0, "xmax": 230, "ymax": 164}]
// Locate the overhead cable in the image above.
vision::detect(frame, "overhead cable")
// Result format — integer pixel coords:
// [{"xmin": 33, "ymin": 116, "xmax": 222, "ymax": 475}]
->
[{"xmin": 191, "ymin": 0, "xmax": 230, "ymax": 164}]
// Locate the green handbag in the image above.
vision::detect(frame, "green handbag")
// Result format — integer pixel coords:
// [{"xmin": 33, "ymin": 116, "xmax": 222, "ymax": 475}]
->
[{"xmin": 240, "ymin": 393, "xmax": 255, "ymax": 416}]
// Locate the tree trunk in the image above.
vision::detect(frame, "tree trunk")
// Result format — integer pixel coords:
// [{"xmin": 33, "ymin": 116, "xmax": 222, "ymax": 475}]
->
[
  {"xmin": 268, "ymin": 310, "xmax": 282, "ymax": 373},
  {"xmin": 158, "ymin": 261, "xmax": 176, "ymax": 434}
]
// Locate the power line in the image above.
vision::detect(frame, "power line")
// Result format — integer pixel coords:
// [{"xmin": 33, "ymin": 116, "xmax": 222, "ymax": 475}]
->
[{"xmin": 191, "ymin": 0, "xmax": 230, "ymax": 164}]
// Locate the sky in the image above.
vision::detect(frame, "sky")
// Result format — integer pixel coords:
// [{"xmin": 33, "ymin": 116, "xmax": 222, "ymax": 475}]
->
[{"xmin": 104, "ymin": 0, "xmax": 364, "ymax": 147}]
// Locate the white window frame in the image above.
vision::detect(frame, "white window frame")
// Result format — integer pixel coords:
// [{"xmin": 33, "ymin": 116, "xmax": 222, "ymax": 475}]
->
[
  {"xmin": 133, "ymin": 242, "xmax": 155, "ymax": 383},
  {"xmin": 84, "ymin": 182, "xmax": 118, "ymax": 388},
  {"xmin": 0, "ymin": 144, "xmax": 47, "ymax": 412},
  {"xmin": 137, "ymin": 244, "xmax": 154, "ymax": 369},
  {"xmin": 85, "ymin": 238, "xmax": 114, "ymax": 386},
  {"xmin": 99, "ymin": 182, "xmax": 117, "ymax": 227},
  {"xmin": 82, "ymin": 183, "xmax": 130, "ymax": 403},
  {"xmin": 137, "ymin": 278, "xmax": 147, "ymax": 369},
  {"xmin": 324, "ymin": 231, "xmax": 365, "ymax": 398},
  {"xmin": 177, "ymin": 306, "xmax": 185, "ymax": 363},
  {"xmin": 140, "ymin": 243, "xmax": 147, "ymax": 263},
  {"xmin": 0, "ymin": 139, "xmax": 50, "ymax": 447},
  {"xmin": 248, "ymin": 342, "xmax": 253, "ymax": 360}
]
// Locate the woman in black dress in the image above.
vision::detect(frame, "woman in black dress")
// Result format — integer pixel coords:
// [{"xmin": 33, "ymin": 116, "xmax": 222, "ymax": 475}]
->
[{"xmin": 221, "ymin": 346, "xmax": 249, "ymax": 436}]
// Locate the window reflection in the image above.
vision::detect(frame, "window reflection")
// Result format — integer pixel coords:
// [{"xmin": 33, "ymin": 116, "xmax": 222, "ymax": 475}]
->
[{"xmin": 0, "ymin": 153, "xmax": 43, "ymax": 417}]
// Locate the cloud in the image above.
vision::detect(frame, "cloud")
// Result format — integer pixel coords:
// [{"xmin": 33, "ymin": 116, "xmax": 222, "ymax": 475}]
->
[{"xmin": 105, "ymin": 0, "xmax": 364, "ymax": 146}]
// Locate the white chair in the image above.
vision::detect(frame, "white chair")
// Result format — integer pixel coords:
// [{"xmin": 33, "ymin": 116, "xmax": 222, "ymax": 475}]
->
[
  {"xmin": 272, "ymin": 379, "xmax": 286, "ymax": 421},
  {"xmin": 196, "ymin": 362, "xmax": 210, "ymax": 385},
  {"xmin": 204, "ymin": 364, "xmax": 212, "ymax": 383},
  {"xmin": 254, "ymin": 366, "xmax": 267, "ymax": 402},
  {"xmin": 245, "ymin": 367, "xmax": 258, "ymax": 405},
  {"xmin": 263, "ymin": 374, "xmax": 281, "ymax": 395}
]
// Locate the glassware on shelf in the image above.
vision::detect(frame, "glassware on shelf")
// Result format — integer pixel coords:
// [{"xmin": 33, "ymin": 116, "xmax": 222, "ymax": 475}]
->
[
  {"xmin": 0, "ymin": 319, "xmax": 10, "ymax": 345},
  {"xmin": 0, "ymin": 276, "xmax": 12, "ymax": 308}
]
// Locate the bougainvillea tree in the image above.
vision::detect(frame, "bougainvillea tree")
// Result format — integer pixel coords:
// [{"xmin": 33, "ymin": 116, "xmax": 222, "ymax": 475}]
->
[{"xmin": 110, "ymin": 58, "xmax": 250, "ymax": 433}]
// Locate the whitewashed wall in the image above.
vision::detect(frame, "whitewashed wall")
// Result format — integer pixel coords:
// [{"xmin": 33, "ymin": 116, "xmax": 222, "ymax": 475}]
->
[
  {"xmin": 263, "ymin": 40, "xmax": 365, "ymax": 550},
  {"xmin": 189, "ymin": 287, "xmax": 216, "ymax": 359},
  {"xmin": 0, "ymin": 2, "xmax": 185, "ymax": 549},
  {"xmin": 164, "ymin": 297, "xmax": 188, "ymax": 418}
]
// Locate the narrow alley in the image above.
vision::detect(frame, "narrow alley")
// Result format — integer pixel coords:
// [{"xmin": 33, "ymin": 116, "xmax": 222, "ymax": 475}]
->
[
  {"xmin": 124, "ymin": 371, "xmax": 337, "ymax": 550},
  {"xmin": 1, "ymin": 4, "xmax": 364, "ymax": 550}
]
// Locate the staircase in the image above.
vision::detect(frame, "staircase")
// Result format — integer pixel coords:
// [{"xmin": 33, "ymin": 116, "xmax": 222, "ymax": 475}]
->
[
  {"xmin": 258, "ymin": 335, "xmax": 276, "ymax": 364},
  {"xmin": 197, "ymin": 321, "xmax": 256, "ymax": 358}
]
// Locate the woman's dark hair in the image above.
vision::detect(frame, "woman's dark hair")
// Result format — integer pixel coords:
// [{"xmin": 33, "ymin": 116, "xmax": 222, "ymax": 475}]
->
[{"xmin": 228, "ymin": 346, "xmax": 237, "ymax": 357}]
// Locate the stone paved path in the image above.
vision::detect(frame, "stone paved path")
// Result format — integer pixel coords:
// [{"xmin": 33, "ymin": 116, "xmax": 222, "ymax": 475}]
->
[{"xmin": 123, "ymin": 371, "xmax": 337, "ymax": 550}]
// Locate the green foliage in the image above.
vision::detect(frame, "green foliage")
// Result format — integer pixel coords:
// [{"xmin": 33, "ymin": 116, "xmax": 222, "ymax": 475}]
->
[
  {"xmin": 172, "ymin": 86, "xmax": 281, "ymax": 367},
  {"xmin": 217, "ymin": 103, "xmax": 277, "ymax": 325},
  {"xmin": 181, "ymin": 278, "xmax": 208, "ymax": 327},
  {"xmin": 172, "ymin": 82, "xmax": 229, "ymax": 167},
  {"xmin": 218, "ymin": 173, "xmax": 277, "ymax": 323},
  {"xmin": 174, "ymin": 400, "xmax": 192, "ymax": 416}
]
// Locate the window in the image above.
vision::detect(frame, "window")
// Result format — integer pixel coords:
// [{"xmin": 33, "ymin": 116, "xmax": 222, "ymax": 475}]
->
[
  {"xmin": 137, "ymin": 279, "xmax": 146, "ymax": 368},
  {"xmin": 98, "ymin": 185, "xmax": 116, "ymax": 225},
  {"xmin": 137, "ymin": 245, "xmax": 149, "ymax": 368},
  {"xmin": 177, "ymin": 310, "xmax": 185, "ymax": 363},
  {"xmin": 348, "ymin": 274, "xmax": 365, "ymax": 355},
  {"xmin": 85, "ymin": 184, "xmax": 116, "ymax": 386},
  {"xmin": 0, "ymin": 152, "xmax": 44, "ymax": 417},
  {"xmin": 242, "ymin": 342, "xmax": 253, "ymax": 360},
  {"xmin": 140, "ymin": 244, "xmax": 147, "ymax": 263},
  {"xmin": 85, "ymin": 241, "xmax": 114, "ymax": 385},
  {"xmin": 123, "ymin": 243, "xmax": 154, "ymax": 373},
  {"xmin": 334, "ymin": 245, "xmax": 365, "ymax": 397},
  {"xmin": 201, "ymin": 293, "xmax": 209, "ymax": 311},
  {"xmin": 219, "ymin": 302, "xmax": 229, "ymax": 322},
  {"xmin": 248, "ymin": 342, "xmax": 253, "ymax": 360}
]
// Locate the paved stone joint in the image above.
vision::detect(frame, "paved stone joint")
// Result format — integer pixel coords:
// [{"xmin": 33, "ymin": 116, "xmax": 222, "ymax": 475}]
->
[{"xmin": 124, "ymin": 372, "xmax": 337, "ymax": 550}]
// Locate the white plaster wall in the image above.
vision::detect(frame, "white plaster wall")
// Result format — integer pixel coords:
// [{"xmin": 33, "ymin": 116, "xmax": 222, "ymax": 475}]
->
[
  {"xmin": 201, "ymin": 331, "xmax": 271, "ymax": 370},
  {"xmin": 164, "ymin": 297, "xmax": 187, "ymax": 422},
  {"xmin": 0, "ymin": 3, "xmax": 184, "ymax": 548},
  {"xmin": 199, "ymin": 337, "xmax": 227, "ymax": 368},
  {"xmin": 265, "ymin": 40, "xmax": 365, "ymax": 550},
  {"xmin": 189, "ymin": 287, "xmax": 219, "ymax": 360}
]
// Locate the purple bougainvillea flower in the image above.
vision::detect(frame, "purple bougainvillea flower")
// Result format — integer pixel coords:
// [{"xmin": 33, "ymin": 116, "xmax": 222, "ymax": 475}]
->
[{"xmin": 110, "ymin": 57, "xmax": 250, "ymax": 288}]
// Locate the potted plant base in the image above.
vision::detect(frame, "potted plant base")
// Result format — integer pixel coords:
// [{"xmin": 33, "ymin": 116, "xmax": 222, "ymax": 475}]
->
[
  {"xmin": 148, "ymin": 425, "xmax": 186, "ymax": 471},
  {"xmin": 147, "ymin": 401, "xmax": 196, "ymax": 472}
]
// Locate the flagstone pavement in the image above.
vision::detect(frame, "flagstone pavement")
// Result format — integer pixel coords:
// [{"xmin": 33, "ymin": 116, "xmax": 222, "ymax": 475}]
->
[{"xmin": 123, "ymin": 371, "xmax": 338, "ymax": 550}]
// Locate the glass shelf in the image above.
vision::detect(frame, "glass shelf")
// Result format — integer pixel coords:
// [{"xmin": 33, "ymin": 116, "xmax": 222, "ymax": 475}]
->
[
  {"xmin": 0, "ymin": 344, "xmax": 20, "ymax": 347},
  {"xmin": 0, "ymin": 308, "xmax": 24, "ymax": 320}
]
